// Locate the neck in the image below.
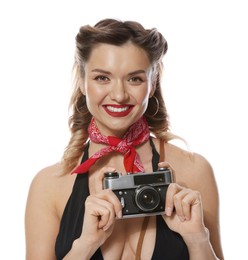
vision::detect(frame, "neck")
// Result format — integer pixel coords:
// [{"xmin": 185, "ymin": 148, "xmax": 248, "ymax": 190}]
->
[
  {"xmin": 72, "ymin": 116, "xmax": 151, "ymax": 174},
  {"xmin": 93, "ymin": 122, "xmax": 135, "ymax": 139}
]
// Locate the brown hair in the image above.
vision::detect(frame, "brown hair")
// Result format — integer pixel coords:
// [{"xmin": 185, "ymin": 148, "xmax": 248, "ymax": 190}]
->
[{"xmin": 61, "ymin": 18, "xmax": 176, "ymax": 174}]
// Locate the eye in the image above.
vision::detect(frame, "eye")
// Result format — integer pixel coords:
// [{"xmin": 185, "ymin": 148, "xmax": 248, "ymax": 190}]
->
[
  {"xmin": 94, "ymin": 75, "xmax": 110, "ymax": 82},
  {"xmin": 128, "ymin": 77, "xmax": 144, "ymax": 83}
]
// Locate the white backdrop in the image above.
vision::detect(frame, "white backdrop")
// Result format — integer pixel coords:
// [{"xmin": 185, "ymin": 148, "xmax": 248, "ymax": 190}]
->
[{"xmin": 0, "ymin": 0, "xmax": 247, "ymax": 259}]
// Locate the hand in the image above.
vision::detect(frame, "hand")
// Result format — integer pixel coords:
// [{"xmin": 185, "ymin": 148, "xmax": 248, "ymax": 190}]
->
[
  {"xmin": 82, "ymin": 189, "xmax": 122, "ymax": 246},
  {"xmin": 80, "ymin": 167, "xmax": 122, "ymax": 248},
  {"xmin": 158, "ymin": 162, "xmax": 206, "ymax": 237},
  {"xmin": 163, "ymin": 183, "xmax": 205, "ymax": 236}
]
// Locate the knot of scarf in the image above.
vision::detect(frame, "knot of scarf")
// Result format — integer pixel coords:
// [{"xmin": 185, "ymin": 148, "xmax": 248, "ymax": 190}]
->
[{"xmin": 72, "ymin": 116, "xmax": 150, "ymax": 174}]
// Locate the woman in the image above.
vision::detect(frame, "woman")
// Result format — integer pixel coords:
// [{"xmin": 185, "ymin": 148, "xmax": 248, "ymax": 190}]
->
[{"xmin": 25, "ymin": 18, "xmax": 224, "ymax": 259}]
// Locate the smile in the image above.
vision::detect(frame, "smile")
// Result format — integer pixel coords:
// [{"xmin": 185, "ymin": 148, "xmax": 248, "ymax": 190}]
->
[
  {"xmin": 106, "ymin": 105, "xmax": 130, "ymax": 112},
  {"xmin": 103, "ymin": 105, "xmax": 134, "ymax": 117}
]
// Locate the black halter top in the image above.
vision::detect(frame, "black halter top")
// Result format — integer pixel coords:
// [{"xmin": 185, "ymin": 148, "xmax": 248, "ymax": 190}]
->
[{"xmin": 55, "ymin": 140, "xmax": 189, "ymax": 259}]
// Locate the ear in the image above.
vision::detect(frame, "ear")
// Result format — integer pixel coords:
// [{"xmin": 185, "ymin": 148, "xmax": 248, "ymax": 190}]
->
[{"xmin": 79, "ymin": 77, "xmax": 86, "ymax": 95}]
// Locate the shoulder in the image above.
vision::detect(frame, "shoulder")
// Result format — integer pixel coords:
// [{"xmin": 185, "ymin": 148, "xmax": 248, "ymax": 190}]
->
[
  {"xmin": 156, "ymin": 139, "xmax": 223, "ymax": 258},
  {"xmin": 27, "ymin": 163, "xmax": 62, "ymax": 209},
  {"xmin": 27, "ymin": 163, "xmax": 76, "ymax": 216},
  {"xmin": 25, "ymin": 163, "xmax": 75, "ymax": 258},
  {"xmin": 160, "ymin": 141, "xmax": 219, "ymax": 208},
  {"xmin": 153, "ymin": 138, "xmax": 216, "ymax": 189},
  {"xmin": 29, "ymin": 163, "xmax": 63, "ymax": 195}
]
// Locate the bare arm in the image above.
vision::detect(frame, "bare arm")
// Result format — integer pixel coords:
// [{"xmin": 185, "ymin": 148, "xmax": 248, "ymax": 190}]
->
[
  {"xmin": 160, "ymin": 151, "xmax": 224, "ymax": 260},
  {"xmin": 25, "ymin": 167, "xmax": 60, "ymax": 260},
  {"xmin": 25, "ymin": 168, "xmax": 97, "ymax": 260},
  {"xmin": 63, "ymin": 166, "xmax": 123, "ymax": 260},
  {"xmin": 25, "ymin": 165, "xmax": 122, "ymax": 260},
  {"xmin": 189, "ymin": 154, "xmax": 224, "ymax": 259}
]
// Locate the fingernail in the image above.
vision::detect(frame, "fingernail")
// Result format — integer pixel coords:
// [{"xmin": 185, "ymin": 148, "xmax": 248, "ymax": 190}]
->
[
  {"xmin": 117, "ymin": 211, "xmax": 122, "ymax": 219},
  {"xmin": 107, "ymin": 167, "xmax": 116, "ymax": 172},
  {"xmin": 165, "ymin": 207, "xmax": 173, "ymax": 216},
  {"xmin": 103, "ymin": 225, "xmax": 109, "ymax": 231}
]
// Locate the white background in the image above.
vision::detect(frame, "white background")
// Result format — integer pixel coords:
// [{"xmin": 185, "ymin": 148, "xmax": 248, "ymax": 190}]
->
[{"xmin": 0, "ymin": 0, "xmax": 247, "ymax": 259}]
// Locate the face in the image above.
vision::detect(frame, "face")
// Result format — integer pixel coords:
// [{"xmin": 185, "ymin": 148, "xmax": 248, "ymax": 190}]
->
[{"xmin": 81, "ymin": 42, "xmax": 155, "ymax": 137}]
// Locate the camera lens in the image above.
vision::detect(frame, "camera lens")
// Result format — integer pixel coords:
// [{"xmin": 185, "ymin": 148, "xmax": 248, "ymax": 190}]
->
[{"xmin": 135, "ymin": 186, "xmax": 160, "ymax": 212}]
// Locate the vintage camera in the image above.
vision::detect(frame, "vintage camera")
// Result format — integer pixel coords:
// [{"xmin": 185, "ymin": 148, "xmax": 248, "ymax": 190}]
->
[{"xmin": 103, "ymin": 168, "xmax": 173, "ymax": 218}]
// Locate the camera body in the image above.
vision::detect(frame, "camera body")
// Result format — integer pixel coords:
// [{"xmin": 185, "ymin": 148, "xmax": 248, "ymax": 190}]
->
[{"xmin": 103, "ymin": 168, "xmax": 172, "ymax": 218}]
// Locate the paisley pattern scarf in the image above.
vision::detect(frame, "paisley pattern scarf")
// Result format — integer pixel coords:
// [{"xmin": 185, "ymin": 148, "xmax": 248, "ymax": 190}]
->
[{"xmin": 72, "ymin": 116, "xmax": 150, "ymax": 174}]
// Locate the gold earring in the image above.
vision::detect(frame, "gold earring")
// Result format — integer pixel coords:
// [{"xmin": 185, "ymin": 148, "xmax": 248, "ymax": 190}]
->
[
  {"xmin": 149, "ymin": 95, "xmax": 159, "ymax": 117},
  {"xmin": 75, "ymin": 103, "xmax": 82, "ymax": 113}
]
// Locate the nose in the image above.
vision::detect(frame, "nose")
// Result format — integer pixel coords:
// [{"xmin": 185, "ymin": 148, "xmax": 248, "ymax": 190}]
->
[{"xmin": 110, "ymin": 80, "xmax": 129, "ymax": 102}]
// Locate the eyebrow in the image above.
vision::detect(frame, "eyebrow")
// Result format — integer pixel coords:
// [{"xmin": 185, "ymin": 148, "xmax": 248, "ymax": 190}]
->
[
  {"xmin": 128, "ymin": 70, "xmax": 146, "ymax": 76},
  {"xmin": 91, "ymin": 69, "xmax": 146, "ymax": 76},
  {"xmin": 91, "ymin": 69, "xmax": 111, "ymax": 75}
]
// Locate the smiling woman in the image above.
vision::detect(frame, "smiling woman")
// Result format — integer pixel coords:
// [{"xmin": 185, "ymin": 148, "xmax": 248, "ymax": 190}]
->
[
  {"xmin": 25, "ymin": 18, "xmax": 224, "ymax": 260},
  {"xmin": 82, "ymin": 42, "xmax": 154, "ymax": 136}
]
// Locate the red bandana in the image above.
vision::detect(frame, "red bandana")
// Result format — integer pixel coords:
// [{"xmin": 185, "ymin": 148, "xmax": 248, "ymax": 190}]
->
[{"xmin": 72, "ymin": 116, "xmax": 150, "ymax": 174}]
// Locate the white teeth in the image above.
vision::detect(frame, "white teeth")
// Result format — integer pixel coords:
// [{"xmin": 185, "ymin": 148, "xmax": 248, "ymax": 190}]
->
[{"xmin": 106, "ymin": 106, "xmax": 129, "ymax": 112}]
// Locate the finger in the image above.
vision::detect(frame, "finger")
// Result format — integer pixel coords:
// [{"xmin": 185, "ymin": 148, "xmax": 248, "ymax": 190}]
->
[
  {"xmin": 173, "ymin": 188, "xmax": 192, "ymax": 221},
  {"xmin": 85, "ymin": 195, "xmax": 116, "ymax": 231},
  {"xmin": 95, "ymin": 189, "xmax": 123, "ymax": 219},
  {"xmin": 94, "ymin": 166, "xmax": 116, "ymax": 192},
  {"xmin": 165, "ymin": 183, "xmax": 181, "ymax": 216},
  {"xmin": 96, "ymin": 202, "xmax": 115, "ymax": 230},
  {"xmin": 180, "ymin": 190, "xmax": 202, "ymax": 221},
  {"xmin": 158, "ymin": 161, "xmax": 175, "ymax": 172},
  {"xmin": 169, "ymin": 187, "xmax": 202, "ymax": 222}
]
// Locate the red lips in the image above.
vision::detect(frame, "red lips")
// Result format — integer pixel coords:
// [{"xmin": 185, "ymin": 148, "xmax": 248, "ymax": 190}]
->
[{"xmin": 103, "ymin": 104, "xmax": 134, "ymax": 117}]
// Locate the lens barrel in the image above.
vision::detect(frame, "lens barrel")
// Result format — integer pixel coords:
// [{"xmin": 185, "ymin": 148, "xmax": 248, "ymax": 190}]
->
[{"xmin": 135, "ymin": 186, "xmax": 160, "ymax": 212}]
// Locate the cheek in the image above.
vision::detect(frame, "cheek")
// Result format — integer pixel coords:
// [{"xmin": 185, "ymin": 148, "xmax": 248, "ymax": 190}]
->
[
  {"xmin": 141, "ymin": 98, "xmax": 150, "ymax": 112},
  {"xmin": 136, "ymin": 88, "xmax": 151, "ymax": 106},
  {"xmin": 85, "ymin": 85, "xmax": 107, "ymax": 109},
  {"xmin": 85, "ymin": 83, "xmax": 105, "ymax": 97}
]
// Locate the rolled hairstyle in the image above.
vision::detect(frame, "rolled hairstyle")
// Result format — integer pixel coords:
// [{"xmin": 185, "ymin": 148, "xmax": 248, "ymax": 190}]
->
[{"xmin": 61, "ymin": 18, "xmax": 176, "ymax": 174}]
